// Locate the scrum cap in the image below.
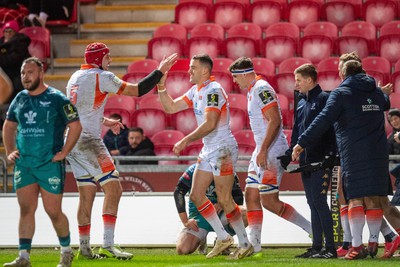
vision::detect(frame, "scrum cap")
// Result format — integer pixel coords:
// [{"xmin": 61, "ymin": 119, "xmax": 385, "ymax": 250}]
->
[{"xmin": 84, "ymin": 42, "xmax": 109, "ymax": 68}]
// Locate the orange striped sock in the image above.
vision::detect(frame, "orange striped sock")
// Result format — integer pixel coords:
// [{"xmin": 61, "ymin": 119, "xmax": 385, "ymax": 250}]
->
[
  {"xmin": 348, "ymin": 205, "xmax": 365, "ymax": 247},
  {"xmin": 226, "ymin": 205, "xmax": 249, "ymax": 248},
  {"xmin": 366, "ymin": 208, "xmax": 383, "ymax": 242},
  {"xmin": 340, "ymin": 205, "xmax": 352, "ymax": 243},
  {"xmin": 78, "ymin": 224, "xmax": 91, "ymax": 248},
  {"xmin": 279, "ymin": 203, "xmax": 312, "ymax": 234},
  {"xmin": 103, "ymin": 214, "xmax": 117, "ymax": 248},
  {"xmin": 247, "ymin": 210, "xmax": 263, "ymax": 251},
  {"xmin": 198, "ymin": 200, "xmax": 229, "ymax": 240}
]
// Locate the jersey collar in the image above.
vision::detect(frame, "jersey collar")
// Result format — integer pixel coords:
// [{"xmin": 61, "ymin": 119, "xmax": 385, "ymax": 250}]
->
[{"xmin": 197, "ymin": 76, "xmax": 215, "ymax": 91}]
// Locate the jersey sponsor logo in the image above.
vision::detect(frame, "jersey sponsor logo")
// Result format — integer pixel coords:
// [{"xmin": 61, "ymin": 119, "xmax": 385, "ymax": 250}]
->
[
  {"xmin": 24, "ymin": 110, "xmax": 37, "ymax": 124},
  {"xmin": 258, "ymin": 90, "xmax": 274, "ymax": 105},
  {"xmin": 207, "ymin": 93, "xmax": 219, "ymax": 107},
  {"xmin": 39, "ymin": 101, "xmax": 51, "ymax": 107},
  {"xmin": 362, "ymin": 98, "xmax": 380, "ymax": 112},
  {"xmin": 48, "ymin": 176, "xmax": 61, "ymax": 190},
  {"xmin": 63, "ymin": 104, "xmax": 78, "ymax": 120}
]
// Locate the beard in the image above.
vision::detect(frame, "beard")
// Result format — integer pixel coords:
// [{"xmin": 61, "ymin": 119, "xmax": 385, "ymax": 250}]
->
[{"xmin": 25, "ymin": 77, "xmax": 40, "ymax": 91}]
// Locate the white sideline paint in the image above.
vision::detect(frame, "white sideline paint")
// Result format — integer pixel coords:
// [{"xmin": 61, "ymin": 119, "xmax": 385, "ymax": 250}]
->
[{"xmin": 0, "ymin": 193, "xmax": 386, "ymax": 247}]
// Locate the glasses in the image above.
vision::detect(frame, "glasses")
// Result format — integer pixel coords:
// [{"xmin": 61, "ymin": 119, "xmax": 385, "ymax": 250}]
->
[{"xmin": 3, "ymin": 29, "xmax": 15, "ymax": 33}]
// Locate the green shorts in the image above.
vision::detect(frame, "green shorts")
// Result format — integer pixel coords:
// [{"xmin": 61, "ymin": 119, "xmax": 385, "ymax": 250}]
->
[{"xmin": 14, "ymin": 161, "xmax": 65, "ymax": 194}]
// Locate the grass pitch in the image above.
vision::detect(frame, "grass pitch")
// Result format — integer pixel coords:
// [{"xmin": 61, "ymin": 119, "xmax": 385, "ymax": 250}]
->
[{"xmin": 1, "ymin": 247, "xmax": 400, "ymax": 266}]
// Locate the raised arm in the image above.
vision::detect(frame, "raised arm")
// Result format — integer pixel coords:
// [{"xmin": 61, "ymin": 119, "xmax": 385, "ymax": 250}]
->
[{"xmin": 122, "ymin": 53, "xmax": 178, "ymax": 97}]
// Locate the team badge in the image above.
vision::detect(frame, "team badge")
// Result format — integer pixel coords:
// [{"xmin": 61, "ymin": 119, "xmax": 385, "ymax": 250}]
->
[
  {"xmin": 207, "ymin": 93, "xmax": 219, "ymax": 107},
  {"xmin": 258, "ymin": 90, "xmax": 274, "ymax": 104},
  {"xmin": 63, "ymin": 104, "xmax": 78, "ymax": 120}
]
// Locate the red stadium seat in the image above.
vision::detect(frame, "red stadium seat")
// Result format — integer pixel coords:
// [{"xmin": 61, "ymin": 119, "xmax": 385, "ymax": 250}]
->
[
  {"xmin": 320, "ymin": 0, "xmax": 362, "ymax": 29},
  {"xmin": 317, "ymin": 57, "xmax": 341, "ymax": 91},
  {"xmin": 46, "ymin": 0, "xmax": 77, "ymax": 27},
  {"xmin": 152, "ymin": 129, "xmax": 185, "ymax": 146},
  {"xmin": 287, "ymin": 0, "xmax": 323, "ymax": 30},
  {"xmin": 126, "ymin": 59, "xmax": 159, "ymax": 74},
  {"xmin": 137, "ymin": 93, "xmax": 164, "ymax": 110},
  {"xmin": 363, "ymin": 0, "xmax": 397, "ymax": 29},
  {"xmin": 249, "ymin": 0, "xmax": 287, "ymax": 29},
  {"xmin": 171, "ymin": 109, "xmax": 197, "ymax": 135},
  {"xmin": 184, "ymin": 139, "xmax": 203, "ymax": 164},
  {"xmin": 390, "ymin": 92, "xmax": 400, "ymax": 109},
  {"xmin": 147, "ymin": 23, "xmax": 187, "ymax": 61},
  {"xmin": 275, "ymin": 57, "xmax": 312, "ymax": 100},
  {"xmin": 174, "ymin": 0, "xmax": 212, "ymax": 30},
  {"xmin": 186, "ymin": 23, "xmax": 224, "ymax": 59},
  {"xmin": 261, "ymin": 22, "xmax": 300, "ymax": 65},
  {"xmin": 234, "ymin": 129, "xmax": 255, "ymax": 164},
  {"xmin": 277, "ymin": 93, "xmax": 293, "ymax": 129},
  {"xmin": 250, "ymin": 57, "xmax": 276, "ymax": 91},
  {"xmin": 0, "ymin": 4, "xmax": 28, "ymax": 26},
  {"xmin": 228, "ymin": 93, "xmax": 248, "ymax": 132},
  {"xmin": 378, "ymin": 21, "xmax": 400, "ymax": 64},
  {"xmin": 393, "ymin": 59, "xmax": 400, "ymax": 93},
  {"xmin": 19, "ymin": 26, "xmax": 51, "ymax": 69},
  {"xmin": 131, "ymin": 108, "xmax": 168, "ymax": 138},
  {"xmin": 103, "ymin": 95, "xmax": 135, "ymax": 136},
  {"xmin": 300, "ymin": 22, "xmax": 338, "ymax": 64},
  {"xmin": 165, "ymin": 71, "xmax": 191, "ymax": 99},
  {"xmin": 212, "ymin": 0, "xmax": 249, "ymax": 30},
  {"xmin": 212, "ymin": 58, "xmax": 234, "ymax": 93},
  {"xmin": 362, "ymin": 56, "xmax": 391, "ymax": 85},
  {"xmin": 122, "ymin": 59, "xmax": 160, "ymax": 94},
  {"xmin": 336, "ymin": 21, "xmax": 376, "ymax": 59},
  {"xmin": 223, "ymin": 22, "xmax": 262, "ymax": 60}
]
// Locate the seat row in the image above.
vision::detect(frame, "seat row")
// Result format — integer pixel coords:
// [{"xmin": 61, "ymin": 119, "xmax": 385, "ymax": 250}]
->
[
  {"xmin": 103, "ymin": 92, "xmax": 293, "ymax": 137},
  {"xmin": 175, "ymin": 0, "xmax": 400, "ymax": 30},
  {"xmin": 147, "ymin": 21, "xmax": 400, "ymax": 65},
  {"xmin": 123, "ymin": 56, "xmax": 400, "ymax": 100}
]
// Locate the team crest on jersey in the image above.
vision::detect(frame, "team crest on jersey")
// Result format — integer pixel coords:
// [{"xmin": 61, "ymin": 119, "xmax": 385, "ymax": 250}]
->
[
  {"xmin": 63, "ymin": 104, "xmax": 78, "ymax": 120},
  {"xmin": 24, "ymin": 111, "xmax": 37, "ymax": 124},
  {"xmin": 48, "ymin": 176, "xmax": 61, "ymax": 190},
  {"xmin": 207, "ymin": 93, "xmax": 219, "ymax": 107},
  {"xmin": 258, "ymin": 90, "xmax": 274, "ymax": 104},
  {"xmin": 39, "ymin": 101, "xmax": 51, "ymax": 107}
]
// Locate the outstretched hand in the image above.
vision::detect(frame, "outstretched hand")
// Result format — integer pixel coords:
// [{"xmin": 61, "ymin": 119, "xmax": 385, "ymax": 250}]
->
[
  {"xmin": 103, "ymin": 117, "xmax": 124, "ymax": 135},
  {"xmin": 158, "ymin": 53, "xmax": 178, "ymax": 74},
  {"xmin": 379, "ymin": 82, "xmax": 393, "ymax": 96}
]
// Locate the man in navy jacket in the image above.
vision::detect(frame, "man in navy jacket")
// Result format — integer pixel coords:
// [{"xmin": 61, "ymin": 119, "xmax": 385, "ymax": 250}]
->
[{"xmin": 292, "ymin": 60, "xmax": 390, "ymax": 260}]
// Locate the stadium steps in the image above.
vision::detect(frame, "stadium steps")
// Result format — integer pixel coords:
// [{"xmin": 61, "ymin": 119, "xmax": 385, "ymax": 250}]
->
[{"xmin": 94, "ymin": 5, "xmax": 175, "ymax": 24}]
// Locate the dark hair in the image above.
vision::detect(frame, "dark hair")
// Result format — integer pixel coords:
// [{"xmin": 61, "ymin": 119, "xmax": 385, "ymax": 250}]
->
[
  {"xmin": 342, "ymin": 60, "xmax": 364, "ymax": 77},
  {"xmin": 129, "ymin": 127, "xmax": 144, "ymax": 135},
  {"xmin": 388, "ymin": 108, "xmax": 400, "ymax": 122},
  {"xmin": 294, "ymin": 64, "xmax": 317, "ymax": 82},
  {"xmin": 228, "ymin": 57, "xmax": 254, "ymax": 72},
  {"xmin": 22, "ymin": 57, "xmax": 43, "ymax": 71},
  {"xmin": 192, "ymin": 54, "xmax": 213, "ymax": 72},
  {"xmin": 110, "ymin": 113, "xmax": 122, "ymax": 122}
]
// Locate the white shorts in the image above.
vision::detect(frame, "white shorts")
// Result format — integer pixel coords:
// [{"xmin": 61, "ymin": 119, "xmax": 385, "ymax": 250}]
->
[
  {"xmin": 245, "ymin": 145, "xmax": 286, "ymax": 194},
  {"xmin": 196, "ymin": 140, "xmax": 238, "ymax": 176},
  {"xmin": 181, "ymin": 227, "xmax": 208, "ymax": 240},
  {"xmin": 67, "ymin": 132, "xmax": 116, "ymax": 181}
]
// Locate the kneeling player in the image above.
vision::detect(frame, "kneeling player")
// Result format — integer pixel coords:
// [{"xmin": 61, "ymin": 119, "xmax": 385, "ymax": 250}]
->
[{"xmin": 174, "ymin": 164, "xmax": 247, "ymax": 255}]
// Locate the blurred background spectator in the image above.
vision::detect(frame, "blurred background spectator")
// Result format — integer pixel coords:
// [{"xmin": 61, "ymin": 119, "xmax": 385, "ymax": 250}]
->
[
  {"xmin": 103, "ymin": 113, "xmax": 130, "ymax": 156},
  {"xmin": 120, "ymin": 127, "xmax": 157, "ymax": 165}
]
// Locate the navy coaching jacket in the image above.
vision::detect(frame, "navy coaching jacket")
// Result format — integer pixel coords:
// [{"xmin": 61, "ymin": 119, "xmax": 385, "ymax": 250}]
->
[
  {"xmin": 298, "ymin": 74, "xmax": 390, "ymax": 198},
  {"xmin": 290, "ymin": 85, "xmax": 336, "ymax": 166}
]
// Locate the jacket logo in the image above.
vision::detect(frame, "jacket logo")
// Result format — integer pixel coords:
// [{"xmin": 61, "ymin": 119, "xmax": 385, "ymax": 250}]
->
[{"xmin": 24, "ymin": 111, "xmax": 37, "ymax": 124}]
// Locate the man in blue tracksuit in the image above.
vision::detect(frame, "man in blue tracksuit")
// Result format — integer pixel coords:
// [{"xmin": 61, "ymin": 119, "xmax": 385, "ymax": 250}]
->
[
  {"xmin": 292, "ymin": 60, "xmax": 390, "ymax": 260},
  {"xmin": 282, "ymin": 64, "xmax": 337, "ymax": 259}
]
